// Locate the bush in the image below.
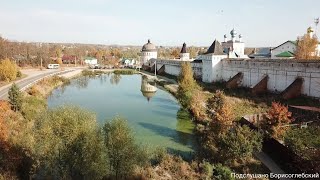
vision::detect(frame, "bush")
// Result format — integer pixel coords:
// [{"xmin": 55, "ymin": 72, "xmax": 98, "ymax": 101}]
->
[
  {"xmin": 33, "ymin": 106, "xmax": 107, "ymax": 179},
  {"xmin": 102, "ymin": 117, "xmax": 149, "ymax": 179},
  {"xmin": 219, "ymin": 125, "xmax": 262, "ymax": 163},
  {"xmin": 0, "ymin": 59, "xmax": 18, "ymax": 82},
  {"xmin": 113, "ymin": 69, "xmax": 137, "ymax": 75},
  {"xmin": 261, "ymin": 102, "xmax": 292, "ymax": 139},
  {"xmin": 212, "ymin": 163, "xmax": 235, "ymax": 180},
  {"xmin": 16, "ymin": 71, "xmax": 22, "ymax": 78},
  {"xmin": 8, "ymin": 83, "xmax": 22, "ymax": 112},
  {"xmin": 21, "ymin": 96, "xmax": 46, "ymax": 121},
  {"xmin": 284, "ymin": 126, "xmax": 320, "ymax": 160}
]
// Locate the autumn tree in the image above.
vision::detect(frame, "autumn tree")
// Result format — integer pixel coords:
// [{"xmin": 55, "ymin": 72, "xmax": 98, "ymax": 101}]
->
[
  {"xmin": 190, "ymin": 89, "xmax": 207, "ymax": 120},
  {"xmin": 170, "ymin": 48, "xmax": 180, "ymax": 59},
  {"xmin": 207, "ymin": 90, "xmax": 234, "ymax": 129},
  {"xmin": 177, "ymin": 62, "xmax": 200, "ymax": 108},
  {"xmin": 260, "ymin": 102, "xmax": 292, "ymax": 139},
  {"xmin": 0, "ymin": 59, "xmax": 18, "ymax": 82},
  {"xmin": 295, "ymin": 28, "xmax": 319, "ymax": 59},
  {"xmin": 8, "ymin": 83, "xmax": 22, "ymax": 112}
]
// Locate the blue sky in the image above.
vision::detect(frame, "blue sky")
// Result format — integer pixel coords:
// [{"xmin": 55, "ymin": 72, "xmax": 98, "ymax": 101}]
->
[{"xmin": 0, "ymin": 0, "xmax": 319, "ymax": 47}]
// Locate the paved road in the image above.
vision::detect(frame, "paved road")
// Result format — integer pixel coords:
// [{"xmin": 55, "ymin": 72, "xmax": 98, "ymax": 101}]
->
[{"xmin": 0, "ymin": 69, "xmax": 75, "ymax": 100}]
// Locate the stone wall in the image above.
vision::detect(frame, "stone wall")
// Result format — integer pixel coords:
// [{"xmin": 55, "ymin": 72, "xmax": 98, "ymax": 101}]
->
[
  {"xmin": 155, "ymin": 59, "xmax": 202, "ymax": 79},
  {"xmin": 220, "ymin": 59, "xmax": 320, "ymax": 98}
]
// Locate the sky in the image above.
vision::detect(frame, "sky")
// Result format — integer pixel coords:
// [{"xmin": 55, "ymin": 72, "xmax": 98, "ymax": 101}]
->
[{"xmin": 0, "ymin": 0, "xmax": 319, "ymax": 47}]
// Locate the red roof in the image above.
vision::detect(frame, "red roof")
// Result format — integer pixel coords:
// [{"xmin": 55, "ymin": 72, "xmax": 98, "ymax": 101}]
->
[{"xmin": 62, "ymin": 55, "xmax": 76, "ymax": 61}]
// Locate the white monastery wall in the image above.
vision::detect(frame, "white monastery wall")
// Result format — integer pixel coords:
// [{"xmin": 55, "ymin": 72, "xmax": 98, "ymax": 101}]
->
[{"xmin": 220, "ymin": 59, "xmax": 320, "ymax": 97}]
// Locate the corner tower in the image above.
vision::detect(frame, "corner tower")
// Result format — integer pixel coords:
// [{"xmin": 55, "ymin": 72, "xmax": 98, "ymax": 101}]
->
[
  {"xmin": 180, "ymin": 42, "xmax": 190, "ymax": 60},
  {"xmin": 140, "ymin": 39, "xmax": 157, "ymax": 65}
]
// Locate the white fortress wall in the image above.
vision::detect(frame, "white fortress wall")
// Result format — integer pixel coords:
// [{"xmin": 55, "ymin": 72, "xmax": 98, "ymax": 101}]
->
[
  {"xmin": 156, "ymin": 59, "xmax": 203, "ymax": 78},
  {"xmin": 220, "ymin": 59, "xmax": 320, "ymax": 97}
]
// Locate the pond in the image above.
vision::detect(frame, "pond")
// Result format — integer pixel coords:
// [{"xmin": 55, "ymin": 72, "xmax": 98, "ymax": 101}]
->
[{"xmin": 47, "ymin": 73, "xmax": 196, "ymax": 157}]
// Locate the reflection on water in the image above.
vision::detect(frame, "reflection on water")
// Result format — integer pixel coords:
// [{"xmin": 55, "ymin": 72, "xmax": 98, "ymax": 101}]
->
[
  {"xmin": 140, "ymin": 75, "xmax": 157, "ymax": 101},
  {"xmin": 48, "ymin": 74, "xmax": 195, "ymax": 156},
  {"xmin": 110, "ymin": 74, "xmax": 121, "ymax": 85}
]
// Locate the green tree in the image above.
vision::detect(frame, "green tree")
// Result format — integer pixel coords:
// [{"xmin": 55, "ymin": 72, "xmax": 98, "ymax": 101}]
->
[
  {"xmin": 102, "ymin": 117, "xmax": 148, "ymax": 179},
  {"xmin": 33, "ymin": 106, "xmax": 107, "ymax": 179},
  {"xmin": 219, "ymin": 125, "xmax": 262, "ymax": 163},
  {"xmin": 177, "ymin": 62, "xmax": 200, "ymax": 108},
  {"xmin": 8, "ymin": 83, "xmax": 22, "ymax": 112}
]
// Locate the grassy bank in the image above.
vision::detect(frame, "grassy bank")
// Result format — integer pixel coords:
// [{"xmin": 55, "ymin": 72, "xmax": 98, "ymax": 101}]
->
[{"xmin": 113, "ymin": 69, "xmax": 138, "ymax": 75}]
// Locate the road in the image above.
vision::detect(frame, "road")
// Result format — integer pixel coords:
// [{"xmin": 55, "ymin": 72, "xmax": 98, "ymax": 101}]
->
[{"xmin": 0, "ymin": 68, "xmax": 78, "ymax": 100}]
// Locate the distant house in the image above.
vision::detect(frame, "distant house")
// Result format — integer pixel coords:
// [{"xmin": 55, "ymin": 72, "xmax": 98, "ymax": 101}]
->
[
  {"xmin": 62, "ymin": 55, "xmax": 76, "ymax": 64},
  {"xmin": 271, "ymin": 41, "xmax": 297, "ymax": 58},
  {"xmin": 84, "ymin": 57, "xmax": 98, "ymax": 65},
  {"xmin": 271, "ymin": 27, "xmax": 320, "ymax": 59},
  {"xmin": 122, "ymin": 58, "xmax": 136, "ymax": 67},
  {"xmin": 248, "ymin": 47, "xmax": 271, "ymax": 59}
]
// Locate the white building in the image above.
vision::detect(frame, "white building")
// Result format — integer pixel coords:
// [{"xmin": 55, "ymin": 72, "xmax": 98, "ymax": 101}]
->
[
  {"xmin": 140, "ymin": 39, "xmax": 157, "ymax": 65},
  {"xmin": 222, "ymin": 29, "xmax": 248, "ymax": 58},
  {"xmin": 199, "ymin": 39, "xmax": 228, "ymax": 82},
  {"xmin": 84, "ymin": 57, "xmax": 98, "ymax": 65},
  {"xmin": 271, "ymin": 27, "xmax": 320, "ymax": 58}
]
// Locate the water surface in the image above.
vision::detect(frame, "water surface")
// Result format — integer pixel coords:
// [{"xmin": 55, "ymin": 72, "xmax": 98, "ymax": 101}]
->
[{"xmin": 48, "ymin": 74, "xmax": 195, "ymax": 156}]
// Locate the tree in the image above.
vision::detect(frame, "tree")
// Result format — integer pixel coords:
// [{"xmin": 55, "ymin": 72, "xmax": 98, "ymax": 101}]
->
[
  {"xmin": 207, "ymin": 90, "xmax": 234, "ymax": 129},
  {"xmin": 33, "ymin": 106, "xmax": 107, "ymax": 179},
  {"xmin": 177, "ymin": 62, "xmax": 200, "ymax": 108},
  {"xmin": 0, "ymin": 59, "xmax": 18, "ymax": 82},
  {"xmin": 102, "ymin": 117, "xmax": 148, "ymax": 179},
  {"xmin": 190, "ymin": 89, "xmax": 207, "ymax": 120},
  {"xmin": 219, "ymin": 125, "xmax": 262, "ymax": 163},
  {"xmin": 260, "ymin": 102, "xmax": 292, "ymax": 139},
  {"xmin": 295, "ymin": 29, "xmax": 319, "ymax": 59},
  {"xmin": 8, "ymin": 83, "xmax": 22, "ymax": 112},
  {"xmin": 170, "ymin": 48, "xmax": 180, "ymax": 59}
]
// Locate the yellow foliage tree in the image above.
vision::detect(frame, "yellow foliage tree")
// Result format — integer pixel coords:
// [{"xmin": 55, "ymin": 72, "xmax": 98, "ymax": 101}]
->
[
  {"xmin": 295, "ymin": 28, "xmax": 319, "ymax": 59},
  {"xmin": 56, "ymin": 57, "xmax": 63, "ymax": 65},
  {"xmin": 0, "ymin": 59, "xmax": 18, "ymax": 82}
]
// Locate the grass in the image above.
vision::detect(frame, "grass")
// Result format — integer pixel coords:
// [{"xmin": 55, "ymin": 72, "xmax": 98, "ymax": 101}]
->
[{"xmin": 113, "ymin": 69, "xmax": 138, "ymax": 75}]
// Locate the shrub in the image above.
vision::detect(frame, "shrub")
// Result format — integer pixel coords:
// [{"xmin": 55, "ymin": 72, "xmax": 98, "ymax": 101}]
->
[
  {"xmin": 113, "ymin": 69, "xmax": 137, "ymax": 75},
  {"xmin": 21, "ymin": 96, "xmax": 47, "ymax": 121},
  {"xmin": 16, "ymin": 71, "xmax": 22, "ymax": 78},
  {"xmin": 212, "ymin": 163, "xmax": 235, "ymax": 180},
  {"xmin": 33, "ymin": 106, "xmax": 107, "ymax": 179},
  {"xmin": 0, "ymin": 59, "xmax": 18, "ymax": 82},
  {"xmin": 284, "ymin": 126, "xmax": 320, "ymax": 160},
  {"xmin": 219, "ymin": 125, "xmax": 263, "ymax": 163},
  {"xmin": 260, "ymin": 102, "xmax": 292, "ymax": 139},
  {"xmin": 102, "ymin": 117, "xmax": 149, "ymax": 179},
  {"xmin": 8, "ymin": 83, "xmax": 22, "ymax": 112}
]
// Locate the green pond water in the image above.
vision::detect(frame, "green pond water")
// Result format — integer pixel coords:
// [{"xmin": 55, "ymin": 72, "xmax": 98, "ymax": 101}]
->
[{"xmin": 47, "ymin": 73, "xmax": 196, "ymax": 156}]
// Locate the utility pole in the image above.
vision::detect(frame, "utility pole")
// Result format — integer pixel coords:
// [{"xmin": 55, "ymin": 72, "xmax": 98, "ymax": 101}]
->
[
  {"xmin": 40, "ymin": 57, "xmax": 43, "ymax": 70},
  {"xmin": 154, "ymin": 60, "xmax": 157, "ymax": 77}
]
